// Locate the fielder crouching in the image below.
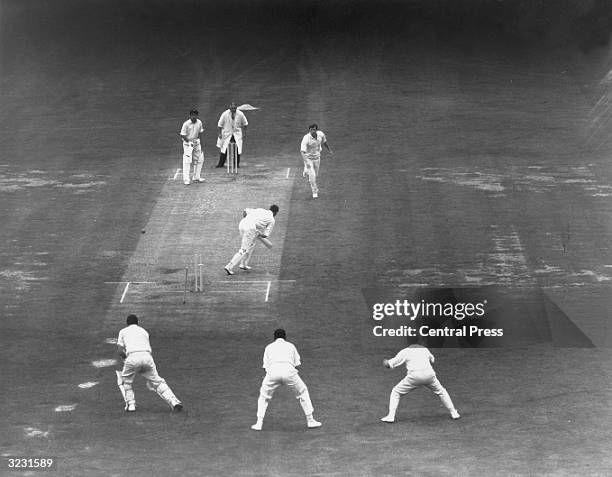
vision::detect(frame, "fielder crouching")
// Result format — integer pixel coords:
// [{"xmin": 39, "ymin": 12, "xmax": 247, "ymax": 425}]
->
[
  {"xmin": 381, "ymin": 342, "xmax": 460, "ymax": 423},
  {"xmin": 251, "ymin": 329, "xmax": 322, "ymax": 431},
  {"xmin": 116, "ymin": 314, "xmax": 183, "ymax": 413}
]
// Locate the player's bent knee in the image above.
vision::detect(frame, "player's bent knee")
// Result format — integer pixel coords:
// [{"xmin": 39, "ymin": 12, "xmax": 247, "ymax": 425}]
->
[
  {"xmin": 392, "ymin": 387, "xmax": 406, "ymax": 396},
  {"xmin": 259, "ymin": 391, "xmax": 273, "ymax": 401},
  {"xmin": 146, "ymin": 379, "xmax": 167, "ymax": 392}
]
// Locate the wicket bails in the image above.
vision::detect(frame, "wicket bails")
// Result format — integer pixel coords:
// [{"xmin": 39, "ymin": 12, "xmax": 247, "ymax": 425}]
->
[{"xmin": 227, "ymin": 142, "xmax": 238, "ymax": 174}]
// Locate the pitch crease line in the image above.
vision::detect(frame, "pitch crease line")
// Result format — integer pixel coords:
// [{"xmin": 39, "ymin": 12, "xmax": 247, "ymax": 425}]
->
[
  {"xmin": 105, "ymin": 281, "xmax": 156, "ymax": 284},
  {"xmin": 210, "ymin": 280, "xmax": 296, "ymax": 284}
]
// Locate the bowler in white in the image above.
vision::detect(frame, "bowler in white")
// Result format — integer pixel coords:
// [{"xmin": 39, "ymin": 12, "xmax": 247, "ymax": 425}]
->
[
  {"xmin": 224, "ymin": 204, "xmax": 279, "ymax": 275},
  {"xmin": 251, "ymin": 329, "xmax": 322, "ymax": 431},
  {"xmin": 381, "ymin": 343, "xmax": 460, "ymax": 422}
]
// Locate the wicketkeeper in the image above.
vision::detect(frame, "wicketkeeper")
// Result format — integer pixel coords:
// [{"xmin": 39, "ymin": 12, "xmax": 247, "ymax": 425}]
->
[{"xmin": 116, "ymin": 314, "xmax": 183, "ymax": 413}]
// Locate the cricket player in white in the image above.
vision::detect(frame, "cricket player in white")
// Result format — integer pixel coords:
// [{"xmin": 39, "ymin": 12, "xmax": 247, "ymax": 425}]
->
[
  {"xmin": 300, "ymin": 123, "xmax": 332, "ymax": 199},
  {"xmin": 251, "ymin": 329, "xmax": 322, "ymax": 431},
  {"xmin": 224, "ymin": 204, "xmax": 279, "ymax": 275},
  {"xmin": 117, "ymin": 314, "xmax": 183, "ymax": 413},
  {"xmin": 381, "ymin": 343, "xmax": 460, "ymax": 422},
  {"xmin": 180, "ymin": 109, "xmax": 205, "ymax": 185}
]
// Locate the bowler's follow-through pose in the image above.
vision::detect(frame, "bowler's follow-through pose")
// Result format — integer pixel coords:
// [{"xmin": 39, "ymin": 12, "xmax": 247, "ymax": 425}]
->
[
  {"xmin": 116, "ymin": 314, "xmax": 183, "ymax": 413},
  {"xmin": 224, "ymin": 205, "xmax": 279, "ymax": 275},
  {"xmin": 381, "ymin": 343, "xmax": 460, "ymax": 422}
]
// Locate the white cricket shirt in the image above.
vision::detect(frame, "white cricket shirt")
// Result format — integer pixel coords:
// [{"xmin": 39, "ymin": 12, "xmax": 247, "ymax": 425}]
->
[
  {"xmin": 300, "ymin": 130, "xmax": 327, "ymax": 159},
  {"xmin": 117, "ymin": 324, "xmax": 152, "ymax": 355},
  {"xmin": 243, "ymin": 208, "xmax": 275, "ymax": 236},
  {"xmin": 180, "ymin": 119, "xmax": 204, "ymax": 141},
  {"xmin": 262, "ymin": 338, "xmax": 301, "ymax": 370},
  {"xmin": 388, "ymin": 346, "xmax": 435, "ymax": 374}
]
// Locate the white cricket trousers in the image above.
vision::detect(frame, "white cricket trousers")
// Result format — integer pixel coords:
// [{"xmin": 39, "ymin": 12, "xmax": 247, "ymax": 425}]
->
[
  {"xmin": 182, "ymin": 140, "xmax": 204, "ymax": 184},
  {"xmin": 226, "ymin": 220, "xmax": 258, "ymax": 270},
  {"xmin": 256, "ymin": 364, "xmax": 314, "ymax": 419},
  {"xmin": 387, "ymin": 371, "xmax": 456, "ymax": 417},
  {"xmin": 303, "ymin": 156, "xmax": 321, "ymax": 194},
  {"xmin": 120, "ymin": 351, "xmax": 181, "ymax": 408}
]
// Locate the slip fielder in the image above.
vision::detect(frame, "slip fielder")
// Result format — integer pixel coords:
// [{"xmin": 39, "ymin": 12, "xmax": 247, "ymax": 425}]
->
[
  {"xmin": 251, "ymin": 329, "xmax": 322, "ymax": 431},
  {"xmin": 381, "ymin": 343, "xmax": 460, "ymax": 422}
]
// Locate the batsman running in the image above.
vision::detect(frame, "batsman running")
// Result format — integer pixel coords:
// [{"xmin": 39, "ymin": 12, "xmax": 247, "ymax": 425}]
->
[
  {"xmin": 116, "ymin": 314, "xmax": 183, "ymax": 413},
  {"xmin": 381, "ymin": 342, "xmax": 460, "ymax": 423},
  {"xmin": 224, "ymin": 204, "xmax": 279, "ymax": 275}
]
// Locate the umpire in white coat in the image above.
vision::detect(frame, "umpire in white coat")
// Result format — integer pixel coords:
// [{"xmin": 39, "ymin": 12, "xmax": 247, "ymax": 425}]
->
[{"xmin": 216, "ymin": 102, "xmax": 248, "ymax": 168}]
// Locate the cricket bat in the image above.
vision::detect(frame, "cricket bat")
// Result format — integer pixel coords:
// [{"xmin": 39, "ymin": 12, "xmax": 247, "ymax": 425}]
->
[{"xmin": 116, "ymin": 370, "xmax": 127, "ymax": 402}]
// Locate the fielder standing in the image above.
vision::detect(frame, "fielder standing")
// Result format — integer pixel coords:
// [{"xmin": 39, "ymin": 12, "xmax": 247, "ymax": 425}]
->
[
  {"xmin": 224, "ymin": 204, "xmax": 279, "ymax": 275},
  {"xmin": 216, "ymin": 102, "xmax": 248, "ymax": 168},
  {"xmin": 116, "ymin": 314, "xmax": 183, "ymax": 413},
  {"xmin": 381, "ymin": 343, "xmax": 460, "ymax": 422},
  {"xmin": 180, "ymin": 109, "xmax": 205, "ymax": 185},
  {"xmin": 300, "ymin": 123, "xmax": 332, "ymax": 199},
  {"xmin": 251, "ymin": 329, "xmax": 322, "ymax": 431}
]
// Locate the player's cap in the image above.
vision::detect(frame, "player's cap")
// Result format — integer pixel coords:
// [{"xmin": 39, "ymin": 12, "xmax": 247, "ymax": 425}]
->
[
  {"xmin": 189, "ymin": 109, "xmax": 199, "ymax": 115},
  {"xmin": 274, "ymin": 329, "xmax": 286, "ymax": 340},
  {"xmin": 270, "ymin": 204, "xmax": 279, "ymax": 215},
  {"xmin": 126, "ymin": 314, "xmax": 138, "ymax": 325}
]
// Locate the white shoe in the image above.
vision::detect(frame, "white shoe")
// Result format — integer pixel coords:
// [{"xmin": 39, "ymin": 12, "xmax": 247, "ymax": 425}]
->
[
  {"xmin": 184, "ymin": 182, "xmax": 190, "ymax": 186},
  {"xmin": 194, "ymin": 177, "xmax": 205, "ymax": 183},
  {"xmin": 380, "ymin": 415, "xmax": 395, "ymax": 423},
  {"xmin": 312, "ymin": 192, "xmax": 318, "ymax": 199},
  {"xmin": 450, "ymin": 410, "xmax": 461, "ymax": 420},
  {"xmin": 251, "ymin": 421, "xmax": 263, "ymax": 431},
  {"xmin": 224, "ymin": 267, "xmax": 235, "ymax": 276},
  {"xmin": 239, "ymin": 265, "xmax": 252, "ymax": 271},
  {"xmin": 307, "ymin": 419, "xmax": 322, "ymax": 428},
  {"xmin": 125, "ymin": 403, "xmax": 136, "ymax": 412}
]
